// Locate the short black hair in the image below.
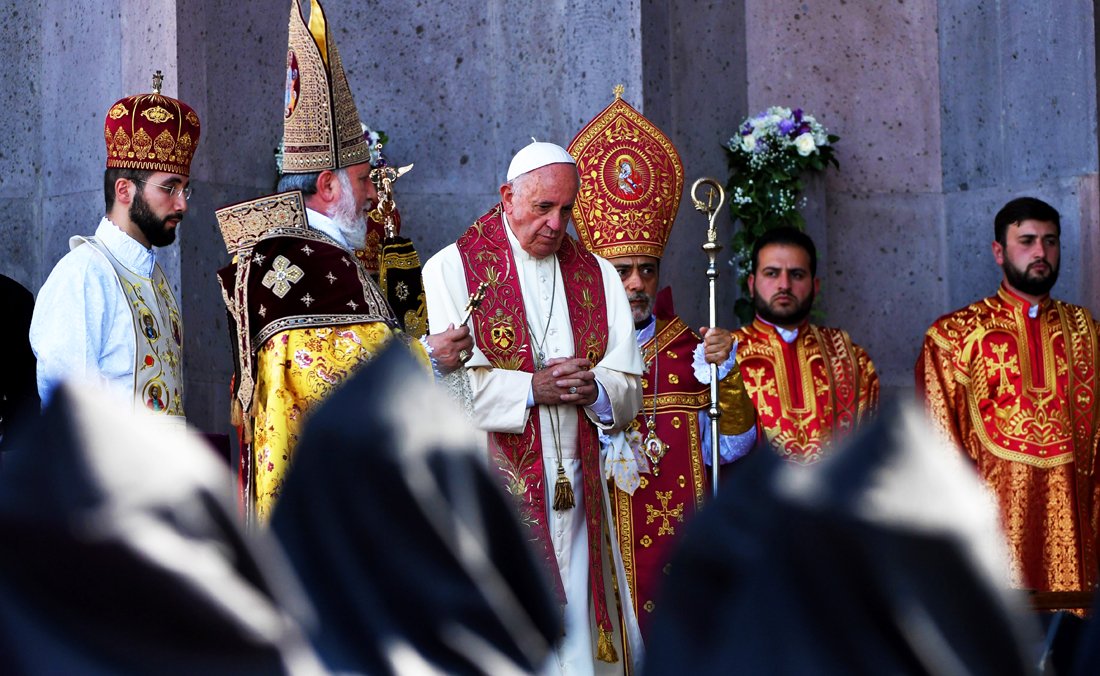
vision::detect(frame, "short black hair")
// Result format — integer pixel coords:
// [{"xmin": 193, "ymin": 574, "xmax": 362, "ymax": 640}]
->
[
  {"xmin": 994, "ymin": 197, "xmax": 1060, "ymax": 245},
  {"xmin": 751, "ymin": 226, "xmax": 818, "ymax": 277},
  {"xmin": 103, "ymin": 168, "xmax": 153, "ymax": 212}
]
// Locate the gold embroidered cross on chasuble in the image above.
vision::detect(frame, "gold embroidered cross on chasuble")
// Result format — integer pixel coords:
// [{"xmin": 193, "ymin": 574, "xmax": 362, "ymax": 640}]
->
[{"xmin": 918, "ymin": 286, "xmax": 1100, "ymax": 593}]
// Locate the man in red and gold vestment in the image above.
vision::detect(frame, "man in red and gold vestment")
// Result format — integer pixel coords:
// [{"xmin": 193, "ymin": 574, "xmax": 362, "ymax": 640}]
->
[
  {"xmin": 567, "ymin": 90, "xmax": 758, "ymax": 647},
  {"xmin": 720, "ymin": 227, "xmax": 878, "ymax": 464},
  {"xmin": 423, "ymin": 140, "xmax": 643, "ymax": 675},
  {"xmin": 917, "ymin": 196, "xmax": 1100, "ymax": 594},
  {"xmin": 217, "ymin": 0, "xmax": 470, "ymax": 523}
]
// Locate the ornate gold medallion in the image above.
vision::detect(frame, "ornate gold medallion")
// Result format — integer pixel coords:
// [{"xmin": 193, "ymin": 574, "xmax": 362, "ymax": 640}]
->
[
  {"xmin": 141, "ymin": 105, "xmax": 175, "ymax": 124},
  {"xmin": 643, "ymin": 431, "xmax": 668, "ymax": 475},
  {"xmin": 108, "ymin": 103, "xmax": 129, "ymax": 120}
]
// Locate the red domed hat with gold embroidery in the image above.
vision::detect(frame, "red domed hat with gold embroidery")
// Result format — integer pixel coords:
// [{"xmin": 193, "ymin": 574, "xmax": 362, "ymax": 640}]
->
[
  {"xmin": 104, "ymin": 71, "xmax": 201, "ymax": 176},
  {"xmin": 568, "ymin": 86, "xmax": 683, "ymax": 260}
]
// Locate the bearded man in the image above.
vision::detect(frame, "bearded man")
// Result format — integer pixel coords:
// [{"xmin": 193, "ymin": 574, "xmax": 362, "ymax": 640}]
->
[
  {"xmin": 217, "ymin": 0, "xmax": 469, "ymax": 522},
  {"xmin": 917, "ymin": 196, "xmax": 1100, "ymax": 596},
  {"xmin": 30, "ymin": 72, "xmax": 200, "ymax": 419},
  {"xmin": 566, "ymin": 90, "xmax": 757, "ymax": 649},
  {"xmin": 717, "ymin": 226, "xmax": 878, "ymax": 464}
]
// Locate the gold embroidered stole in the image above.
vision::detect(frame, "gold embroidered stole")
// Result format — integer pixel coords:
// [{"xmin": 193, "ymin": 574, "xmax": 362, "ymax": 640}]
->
[
  {"xmin": 456, "ymin": 204, "xmax": 616, "ymax": 642},
  {"xmin": 1057, "ymin": 302, "xmax": 1098, "ymax": 587},
  {"xmin": 810, "ymin": 325, "xmax": 862, "ymax": 442},
  {"xmin": 947, "ymin": 293, "xmax": 1084, "ymax": 467},
  {"xmin": 73, "ymin": 237, "xmax": 184, "ymax": 417}
]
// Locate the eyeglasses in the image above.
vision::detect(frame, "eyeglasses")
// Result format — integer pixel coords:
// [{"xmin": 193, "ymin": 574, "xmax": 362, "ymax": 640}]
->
[{"xmin": 134, "ymin": 178, "xmax": 193, "ymax": 201}]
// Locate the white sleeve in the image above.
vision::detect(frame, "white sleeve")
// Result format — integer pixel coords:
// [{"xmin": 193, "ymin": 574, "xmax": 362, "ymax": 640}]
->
[
  {"xmin": 692, "ymin": 340, "xmax": 737, "ymax": 384},
  {"xmin": 29, "ymin": 248, "xmax": 119, "ymax": 405},
  {"xmin": 584, "ymin": 255, "xmax": 643, "ymax": 431},
  {"xmin": 700, "ymin": 417, "xmax": 757, "ymax": 465},
  {"xmin": 691, "ymin": 338, "xmax": 756, "ymax": 463},
  {"xmin": 423, "ymin": 245, "xmax": 533, "ymax": 434}
]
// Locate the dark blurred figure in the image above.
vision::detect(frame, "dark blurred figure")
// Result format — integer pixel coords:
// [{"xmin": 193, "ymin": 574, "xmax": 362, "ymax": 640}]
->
[
  {"xmin": 271, "ymin": 344, "xmax": 561, "ymax": 675},
  {"xmin": 1069, "ymin": 586, "xmax": 1100, "ymax": 675},
  {"xmin": 644, "ymin": 398, "xmax": 1042, "ymax": 676},
  {"xmin": 0, "ymin": 274, "xmax": 39, "ymax": 456},
  {"xmin": 0, "ymin": 383, "xmax": 323, "ymax": 674}
]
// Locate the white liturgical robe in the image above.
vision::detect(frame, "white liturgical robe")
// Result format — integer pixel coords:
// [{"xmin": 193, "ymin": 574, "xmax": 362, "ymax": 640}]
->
[
  {"xmin": 30, "ymin": 218, "xmax": 167, "ymax": 407},
  {"xmin": 423, "ymin": 214, "xmax": 642, "ymax": 676}
]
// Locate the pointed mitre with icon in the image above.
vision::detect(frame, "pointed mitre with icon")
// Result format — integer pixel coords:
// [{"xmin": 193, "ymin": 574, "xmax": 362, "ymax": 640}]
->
[{"xmin": 568, "ymin": 86, "xmax": 685, "ymax": 260}]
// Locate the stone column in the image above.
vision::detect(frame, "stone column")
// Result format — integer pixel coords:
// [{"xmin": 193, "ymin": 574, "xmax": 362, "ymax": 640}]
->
[
  {"xmin": 938, "ymin": 1, "xmax": 1099, "ymax": 314},
  {"xmin": 0, "ymin": 0, "xmax": 45, "ymax": 291},
  {"xmin": 743, "ymin": 0, "xmax": 948, "ymax": 397},
  {"xmin": 641, "ymin": 0, "xmax": 749, "ymax": 332}
]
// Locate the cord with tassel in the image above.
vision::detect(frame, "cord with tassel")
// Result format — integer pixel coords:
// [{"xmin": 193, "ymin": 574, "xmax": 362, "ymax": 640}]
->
[{"xmin": 552, "ymin": 462, "xmax": 575, "ymax": 511}]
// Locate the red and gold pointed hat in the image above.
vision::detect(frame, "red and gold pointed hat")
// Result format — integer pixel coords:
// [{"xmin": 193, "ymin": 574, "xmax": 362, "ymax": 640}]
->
[
  {"xmin": 281, "ymin": 0, "xmax": 370, "ymax": 173},
  {"xmin": 568, "ymin": 85, "xmax": 684, "ymax": 260}
]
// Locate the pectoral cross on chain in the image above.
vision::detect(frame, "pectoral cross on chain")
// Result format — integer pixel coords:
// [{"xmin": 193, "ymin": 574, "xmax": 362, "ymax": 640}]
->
[{"xmin": 461, "ymin": 282, "xmax": 488, "ymax": 326}]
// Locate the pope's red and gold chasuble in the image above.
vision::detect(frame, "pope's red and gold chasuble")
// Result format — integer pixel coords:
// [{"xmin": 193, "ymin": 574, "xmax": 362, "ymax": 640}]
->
[
  {"xmin": 456, "ymin": 204, "xmax": 620, "ymax": 659},
  {"xmin": 917, "ymin": 286, "xmax": 1100, "ymax": 593},
  {"xmin": 729, "ymin": 320, "xmax": 878, "ymax": 464}
]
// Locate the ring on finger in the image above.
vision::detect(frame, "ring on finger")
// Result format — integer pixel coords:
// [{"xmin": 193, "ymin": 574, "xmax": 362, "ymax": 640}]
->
[
  {"xmin": 568, "ymin": 386, "xmax": 578, "ymax": 395},
  {"xmin": 458, "ymin": 349, "xmax": 471, "ymax": 363}
]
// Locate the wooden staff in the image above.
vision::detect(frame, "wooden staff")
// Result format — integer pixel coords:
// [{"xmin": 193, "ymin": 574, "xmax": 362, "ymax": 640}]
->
[{"xmin": 691, "ymin": 178, "xmax": 726, "ymax": 498}]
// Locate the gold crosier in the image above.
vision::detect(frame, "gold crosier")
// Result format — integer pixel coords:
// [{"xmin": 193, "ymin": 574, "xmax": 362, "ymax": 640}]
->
[{"xmin": 691, "ymin": 177, "xmax": 727, "ymax": 497}]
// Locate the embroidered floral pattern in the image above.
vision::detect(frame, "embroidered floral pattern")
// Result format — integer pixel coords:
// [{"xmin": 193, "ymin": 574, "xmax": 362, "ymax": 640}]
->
[{"xmin": 251, "ymin": 323, "xmax": 431, "ymax": 522}]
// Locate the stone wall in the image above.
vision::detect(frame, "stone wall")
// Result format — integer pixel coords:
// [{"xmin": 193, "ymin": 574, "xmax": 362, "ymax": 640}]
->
[
  {"xmin": 738, "ymin": 0, "xmax": 1098, "ymax": 397},
  {"xmin": 0, "ymin": 0, "xmax": 44, "ymax": 292},
  {"xmin": 1, "ymin": 0, "xmax": 1096, "ymax": 432}
]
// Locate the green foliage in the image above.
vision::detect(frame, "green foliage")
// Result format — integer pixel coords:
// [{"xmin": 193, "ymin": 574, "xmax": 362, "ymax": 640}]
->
[{"xmin": 725, "ymin": 107, "xmax": 839, "ymax": 324}]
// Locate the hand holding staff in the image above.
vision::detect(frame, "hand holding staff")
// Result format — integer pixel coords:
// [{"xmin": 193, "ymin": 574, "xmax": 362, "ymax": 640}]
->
[{"xmin": 691, "ymin": 177, "xmax": 726, "ymax": 498}]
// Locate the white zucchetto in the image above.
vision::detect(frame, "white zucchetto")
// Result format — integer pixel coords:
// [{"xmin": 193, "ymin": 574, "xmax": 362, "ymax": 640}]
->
[{"xmin": 506, "ymin": 140, "xmax": 576, "ymax": 181}]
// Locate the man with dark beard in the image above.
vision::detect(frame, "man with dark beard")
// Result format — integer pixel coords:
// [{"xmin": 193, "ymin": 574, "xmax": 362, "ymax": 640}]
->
[
  {"xmin": 719, "ymin": 226, "xmax": 878, "ymax": 464},
  {"xmin": 30, "ymin": 72, "xmax": 200, "ymax": 420},
  {"xmin": 917, "ymin": 196, "xmax": 1100, "ymax": 597},
  {"xmin": 566, "ymin": 90, "xmax": 759, "ymax": 650}
]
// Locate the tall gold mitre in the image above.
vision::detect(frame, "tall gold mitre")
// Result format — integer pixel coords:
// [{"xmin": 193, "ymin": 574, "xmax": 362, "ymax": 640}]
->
[
  {"xmin": 282, "ymin": 0, "xmax": 370, "ymax": 173},
  {"xmin": 568, "ymin": 86, "xmax": 684, "ymax": 259}
]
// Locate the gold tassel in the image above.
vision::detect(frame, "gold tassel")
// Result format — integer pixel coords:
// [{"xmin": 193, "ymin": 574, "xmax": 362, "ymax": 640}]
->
[
  {"xmin": 230, "ymin": 398, "xmax": 244, "ymax": 428},
  {"xmin": 552, "ymin": 462, "xmax": 575, "ymax": 511},
  {"xmin": 240, "ymin": 402, "xmax": 254, "ymax": 445},
  {"xmin": 596, "ymin": 628, "xmax": 619, "ymax": 663}
]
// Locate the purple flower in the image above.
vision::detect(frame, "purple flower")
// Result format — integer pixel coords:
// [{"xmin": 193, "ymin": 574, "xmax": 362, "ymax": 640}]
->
[
  {"xmin": 793, "ymin": 108, "xmax": 803, "ymax": 122},
  {"xmin": 777, "ymin": 118, "xmax": 795, "ymax": 135}
]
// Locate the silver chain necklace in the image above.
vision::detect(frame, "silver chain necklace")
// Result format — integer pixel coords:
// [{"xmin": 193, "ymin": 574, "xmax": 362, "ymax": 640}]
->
[
  {"xmin": 642, "ymin": 323, "xmax": 668, "ymax": 473},
  {"xmin": 527, "ymin": 262, "xmax": 557, "ymax": 369}
]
